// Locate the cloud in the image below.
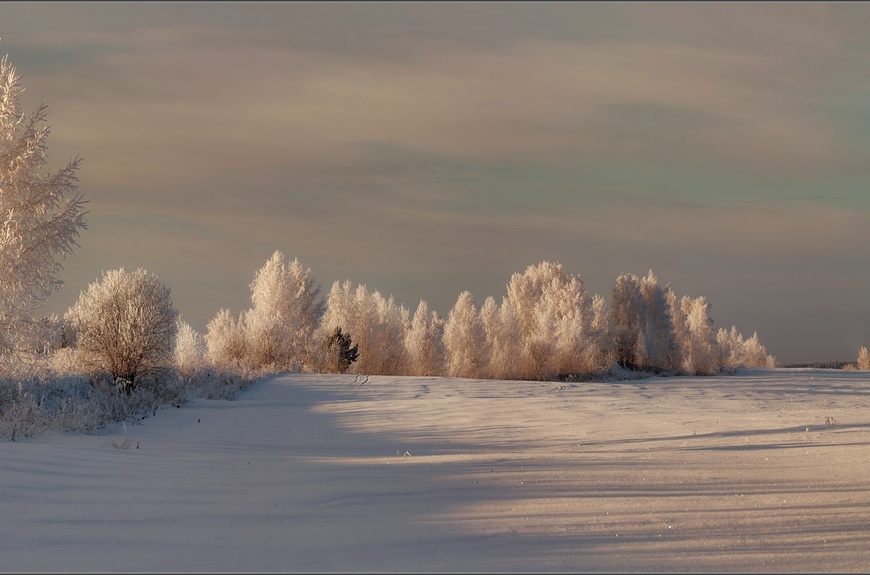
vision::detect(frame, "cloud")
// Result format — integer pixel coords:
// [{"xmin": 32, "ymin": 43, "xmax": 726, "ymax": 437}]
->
[{"xmin": 15, "ymin": 5, "xmax": 860, "ymax": 203}]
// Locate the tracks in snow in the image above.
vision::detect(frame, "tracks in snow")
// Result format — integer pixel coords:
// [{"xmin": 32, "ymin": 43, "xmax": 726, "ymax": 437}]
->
[{"xmin": 349, "ymin": 374, "xmax": 370, "ymax": 388}]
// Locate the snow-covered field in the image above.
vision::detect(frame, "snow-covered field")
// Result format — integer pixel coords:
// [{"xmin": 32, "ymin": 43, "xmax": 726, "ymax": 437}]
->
[{"xmin": 3, "ymin": 368, "xmax": 870, "ymax": 572}]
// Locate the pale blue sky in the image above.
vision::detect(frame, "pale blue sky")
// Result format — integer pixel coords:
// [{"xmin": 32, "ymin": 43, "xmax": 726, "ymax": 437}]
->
[{"xmin": 3, "ymin": 2, "xmax": 869, "ymax": 364}]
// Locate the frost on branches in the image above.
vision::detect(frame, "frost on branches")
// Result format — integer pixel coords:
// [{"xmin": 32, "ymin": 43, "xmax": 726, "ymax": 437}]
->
[
  {"xmin": 206, "ymin": 251, "xmax": 326, "ymax": 373},
  {"xmin": 0, "ymin": 50, "xmax": 87, "ymax": 359},
  {"xmin": 65, "ymin": 268, "xmax": 178, "ymax": 393},
  {"xmin": 245, "ymin": 250, "xmax": 325, "ymax": 370}
]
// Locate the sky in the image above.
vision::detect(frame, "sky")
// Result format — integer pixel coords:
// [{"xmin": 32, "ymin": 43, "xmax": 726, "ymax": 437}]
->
[{"xmin": 1, "ymin": 2, "xmax": 869, "ymax": 365}]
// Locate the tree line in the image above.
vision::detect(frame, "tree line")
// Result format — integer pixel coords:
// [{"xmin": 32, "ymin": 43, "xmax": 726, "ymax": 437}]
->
[
  {"xmin": 5, "ymin": 45, "xmax": 865, "ymax": 441},
  {"xmin": 196, "ymin": 254, "xmax": 778, "ymax": 381}
]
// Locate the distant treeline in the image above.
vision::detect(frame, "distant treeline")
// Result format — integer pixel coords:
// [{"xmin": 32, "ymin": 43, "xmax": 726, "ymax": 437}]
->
[{"xmin": 783, "ymin": 361, "xmax": 855, "ymax": 369}]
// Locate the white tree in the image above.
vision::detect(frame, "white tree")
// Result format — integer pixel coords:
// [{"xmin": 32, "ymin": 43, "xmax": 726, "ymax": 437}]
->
[
  {"xmin": 478, "ymin": 297, "xmax": 497, "ymax": 376},
  {"xmin": 488, "ymin": 297, "xmax": 523, "ymax": 381},
  {"xmin": 318, "ymin": 281, "xmax": 407, "ymax": 375},
  {"xmin": 65, "ymin": 268, "xmax": 178, "ymax": 391},
  {"xmin": 245, "ymin": 251, "xmax": 324, "ymax": 370},
  {"xmin": 316, "ymin": 280, "xmax": 357, "ymax": 372},
  {"xmin": 0, "ymin": 50, "xmax": 87, "ymax": 359},
  {"xmin": 507, "ymin": 262, "xmax": 591, "ymax": 337},
  {"xmin": 858, "ymin": 346, "xmax": 870, "ymax": 370},
  {"xmin": 716, "ymin": 325, "xmax": 745, "ymax": 371},
  {"xmin": 442, "ymin": 291, "xmax": 485, "ymax": 379},
  {"xmin": 368, "ymin": 290, "xmax": 408, "ymax": 375},
  {"xmin": 587, "ymin": 293, "xmax": 613, "ymax": 372},
  {"xmin": 715, "ymin": 325, "xmax": 775, "ymax": 370},
  {"xmin": 679, "ymin": 295, "xmax": 718, "ymax": 375},
  {"xmin": 609, "ymin": 271, "xmax": 679, "ymax": 373},
  {"xmin": 741, "ymin": 332, "xmax": 770, "ymax": 368},
  {"xmin": 553, "ymin": 309, "xmax": 588, "ymax": 377},
  {"xmin": 404, "ymin": 299, "xmax": 445, "ymax": 376},
  {"xmin": 610, "ymin": 273, "xmax": 649, "ymax": 369},
  {"xmin": 521, "ymin": 306, "xmax": 556, "ymax": 380},
  {"xmin": 506, "ymin": 261, "xmax": 594, "ymax": 379},
  {"xmin": 639, "ymin": 271, "xmax": 679, "ymax": 372},
  {"xmin": 175, "ymin": 317, "xmax": 206, "ymax": 380},
  {"xmin": 205, "ymin": 307, "xmax": 248, "ymax": 371}
]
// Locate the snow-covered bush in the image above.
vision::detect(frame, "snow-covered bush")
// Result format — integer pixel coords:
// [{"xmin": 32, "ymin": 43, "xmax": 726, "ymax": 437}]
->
[
  {"xmin": 65, "ymin": 268, "xmax": 178, "ymax": 393},
  {"xmin": 0, "ymin": 49, "xmax": 87, "ymax": 363},
  {"xmin": 182, "ymin": 368, "xmax": 256, "ymax": 401},
  {"xmin": 0, "ymin": 360, "xmax": 188, "ymax": 441}
]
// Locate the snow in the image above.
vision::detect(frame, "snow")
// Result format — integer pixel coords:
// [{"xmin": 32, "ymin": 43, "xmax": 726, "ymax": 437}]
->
[{"xmin": 3, "ymin": 368, "xmax": 870, "ymax": 572}]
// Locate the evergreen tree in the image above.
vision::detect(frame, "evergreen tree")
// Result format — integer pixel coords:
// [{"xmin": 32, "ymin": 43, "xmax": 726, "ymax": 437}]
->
[{"xmin": 325, "ymin": 326, "xmax": 359, "ymax": 374}]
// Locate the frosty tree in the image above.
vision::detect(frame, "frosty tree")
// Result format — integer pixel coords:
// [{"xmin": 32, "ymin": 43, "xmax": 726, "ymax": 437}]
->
[
  {"xmin": 245, "ymin": 251, "xmax": 325, "ymax": 369},
  {"xmin": 175, "ymin": 317, "xmax": 206, "ymax": 380},
  {"xmin": 318, "ymin": 280, "xmax": 408, "ymax": 375},
  {"xmin": 638, "ymin": 271, "xmax": 679, "ymax": 372},
  {"xmin": 443, "ymin": 291, "xmax": 485, "ymax": 379},
  {"xmin": 66, "ymin": 268, "xmax": 178, "ymax": 392},
  {"xmin": 678, "ymin": 295, "xmax": 718, "ymax": 375},
  {"xmin": 610, "ymin": 273, "xmax": 649, "ymax": 369},
  {"xmin": 490, "ymin": 298, "xmax": 524, "ymax": 380},
  {"xmin": 858, "ymin": 346, "xmax": 869, "ymax": 370},
  {"xmin": 404, "ymin": 299, "xmax": 446, "ymax": 376},
  {"xmin": 506, "ymin": 261, "xmax": 595, "ymax": 379},
  {"xmin": 0, "ymin": 49, "xmax": 87, "ymax": 358},
  {"xmin": 205, "ymin": 307, "xmax": 248, "ymax": 371}
]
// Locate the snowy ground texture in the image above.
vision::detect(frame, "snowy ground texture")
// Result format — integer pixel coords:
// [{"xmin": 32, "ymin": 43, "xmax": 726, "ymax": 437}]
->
[{"xmin": 3, "ymin": 368, "xmax": 870, "ymax": 572}]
